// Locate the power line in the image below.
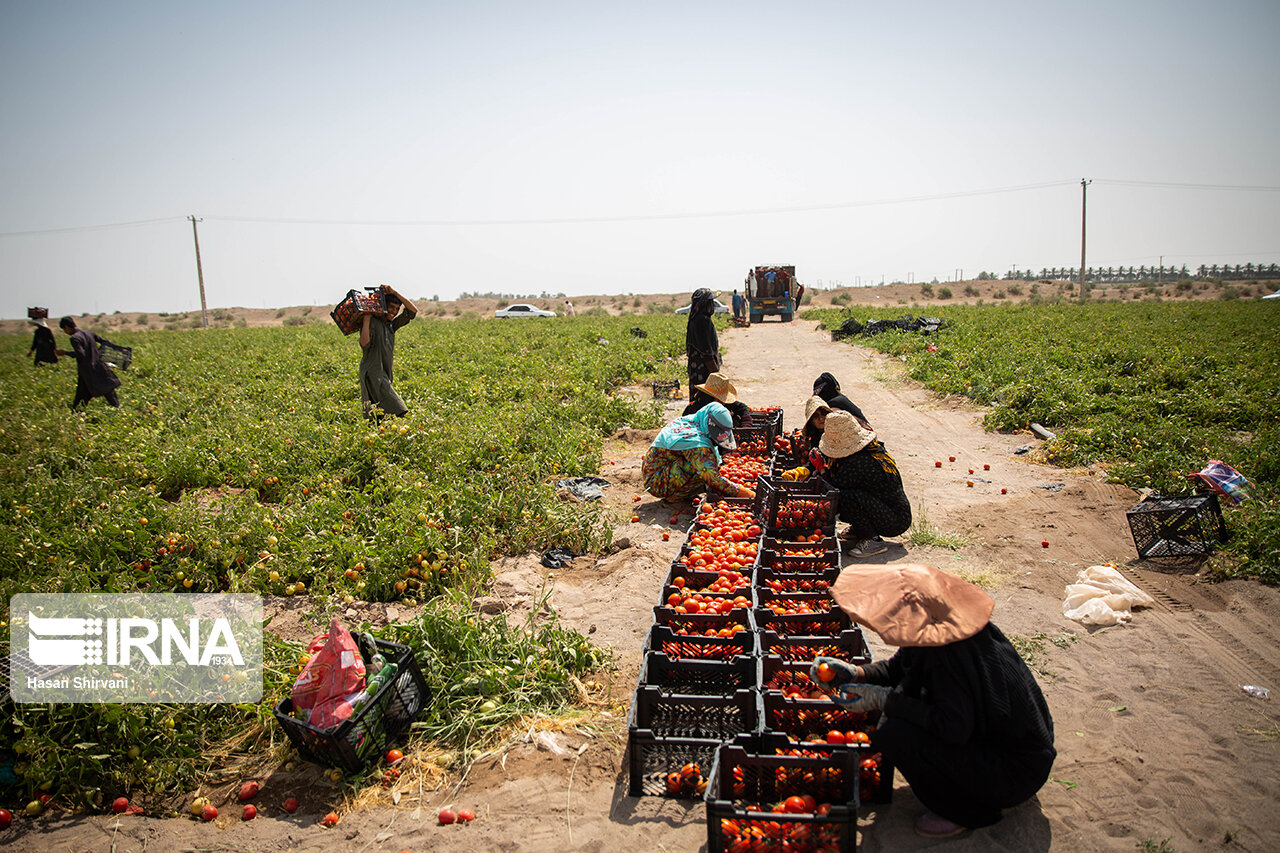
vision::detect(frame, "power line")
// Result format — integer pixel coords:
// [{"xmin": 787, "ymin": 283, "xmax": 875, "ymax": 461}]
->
[
  {"xmin": 0, "ymin": 216, "xmax": 185, "ymax": 237},
  {"xmin": 1096, "ymin": 179, "xmax": 1280, "ymax": 192}
]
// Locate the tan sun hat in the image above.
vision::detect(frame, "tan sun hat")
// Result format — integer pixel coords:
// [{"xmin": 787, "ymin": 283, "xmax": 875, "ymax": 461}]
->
[
  {"xmin": 695, "ymin": 372, "xmax": 737, "ymax": 404},
  {"xmin": 804, "ymin": 395, "xmax": 833, "ymax": 425},
  {"xmin": 832, "ymin": 563, "xmax": 995, "ymax": 647},
  {"xmin": 818, "ymin": 410, "xmax": 875, "ymax": 458}
]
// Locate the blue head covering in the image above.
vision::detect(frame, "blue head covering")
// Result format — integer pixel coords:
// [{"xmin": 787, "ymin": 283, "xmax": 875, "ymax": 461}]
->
[{"xmin": 652, "ymin": 403, "xmax": 736, "ymax": 462}]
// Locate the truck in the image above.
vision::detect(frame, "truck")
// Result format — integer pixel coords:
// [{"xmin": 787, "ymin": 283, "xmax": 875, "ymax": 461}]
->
[{"xmin": 745, "ymin": 265, "xmax": 800, "ymax": 323}]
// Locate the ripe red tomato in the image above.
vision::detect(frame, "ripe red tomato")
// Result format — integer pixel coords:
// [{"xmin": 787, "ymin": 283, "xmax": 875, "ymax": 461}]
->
[
  {"xmin": 457, "ymin": 808, "xmax": 475, "ymax": 822},
  {"xmin": 322, "ymin": 811, "xmax": 339, "ymax": 827},
  {"xmin": 112, "ymin": 797, "xmax": 129, "ymax": 813},
  {"xmin": 815, "ymin": 662, "xmax": 835, "ymax": 683},
  {"xmin": 283, "ymin": 797, "xmax": 299, "ymax": 813},
  {"xmin": 0, "ymin": 808, "xmax": 9, "ymax": 829},
  {"xmin": 782, "ymin": 795, "xmax": 808, "ymax": 814},
  {"xmin": 825, "ymin": 729, "xmax": 845, "ymax": 744},
  {"xmin": 201, "ymin": 804, "xmax": 218, "ymax": 822},
  {"xmin": 242, "ymin": 804, "xmax": 257, "ymax": 821},
  {"xmin": 438, "ymin": 807, "xmax": 456, "ymax": 825},
  {"xmin": 238, "ymin": 780, "xmax": 260, "ymax": 801},
  {"xmin": 386, "ymin": 749, "xmax": 404, "ymax": 765}
]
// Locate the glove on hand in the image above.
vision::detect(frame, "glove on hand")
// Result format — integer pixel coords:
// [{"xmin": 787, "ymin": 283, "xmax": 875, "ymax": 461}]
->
[
  {"xmin": 831, "ymin": 683, "xmax": 890, "ymax": 713},
  {"xmin": 809, "ymin": 656, "xmax": 859, "ymax": 688}
]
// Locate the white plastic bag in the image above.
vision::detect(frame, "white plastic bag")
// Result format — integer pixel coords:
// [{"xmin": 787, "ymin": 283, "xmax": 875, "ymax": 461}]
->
[{"xmin": 1062, "ymin": 565, "xmax": 1155, "ymax": 627}]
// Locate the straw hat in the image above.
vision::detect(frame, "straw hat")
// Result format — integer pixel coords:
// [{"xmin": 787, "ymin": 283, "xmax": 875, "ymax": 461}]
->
[
  {"xmin": 695, "ymin": 372, "xmax": 737, "ymax": 404},
  {"xmin": 803, "ymin": 395, "xmax": 832, "ymax": 425},
  {"xmin": 818, "ymin": 410, "xmax": 875, "ymax": 458},
  {"xmin": 831, "ymin": 563, "xmax": 995, "ymax": 647}
]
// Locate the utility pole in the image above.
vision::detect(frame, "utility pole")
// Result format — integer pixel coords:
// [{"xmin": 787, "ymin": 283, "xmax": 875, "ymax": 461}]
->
[
  {"xmin": 1079, "ymin": 179, "xmax": 1091, "ymax": 302},
  {"xmin": 189, "ymin": 215, "xmax": 208, "ymax": 328}
]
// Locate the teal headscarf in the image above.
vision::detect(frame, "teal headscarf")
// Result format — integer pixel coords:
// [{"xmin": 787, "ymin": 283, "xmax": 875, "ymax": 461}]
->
[{"xmin": 652, "ymin": 403, "xmax": 734, "ymax": 463}]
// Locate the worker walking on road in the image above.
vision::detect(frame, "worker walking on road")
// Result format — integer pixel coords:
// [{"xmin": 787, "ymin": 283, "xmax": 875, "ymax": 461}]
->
[{"xmin": 684, "ymin": 288, "xmax": 720, "ymax": 410}]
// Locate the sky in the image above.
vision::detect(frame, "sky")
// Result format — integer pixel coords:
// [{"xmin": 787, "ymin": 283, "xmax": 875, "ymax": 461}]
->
[{"xmin": 3, "ymin": 0, "xmax": 1280, "ymax": 318}]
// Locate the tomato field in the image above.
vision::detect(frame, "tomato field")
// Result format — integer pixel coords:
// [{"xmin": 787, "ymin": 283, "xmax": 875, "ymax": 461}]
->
[
  {"xmin": 810, "ymin": 301, "xmax": 1280, "ymax": 582},
  {"xmin": 0, "ymin": 314, "xmax": 687, "ymax": 811}
]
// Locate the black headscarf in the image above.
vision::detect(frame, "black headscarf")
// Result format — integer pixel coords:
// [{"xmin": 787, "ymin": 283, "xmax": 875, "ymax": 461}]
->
[{"xmin": 813, "ymin": 373, "xmax": 868, "ymax": 423}]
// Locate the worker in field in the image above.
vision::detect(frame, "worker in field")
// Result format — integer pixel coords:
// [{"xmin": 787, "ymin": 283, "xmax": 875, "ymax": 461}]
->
[
  {"xmin": 811, "ymin": 563, "xmax": 1055, "ymax": 839},
  {"xmin": 56, "ymin": 316, "xmax": 121, "ymax": 408},
  {"xmin": 813, "ymin": 411, "xmax": 910, "ymax": 557},
  {"xmin": 682, "ymin": 370, "xmax": 744, "ymax": 421},
  {"xmin": 731, "ymin": 289, "xmax": 744, "ymax": 322},
  {"xmin": 642, "ymin": 402, "xmax": 756, "ymax": 503},
  {"xmin": 27, "ymin": 315, "xmax": 58, "ymax": 366},
  {"xmin": 813, "ymin": 372, "xmax": 871, "ymax": 423},
  {"xmin": 358, "ymin": 284, "xmax": 417, "ymax": 420},
  {"xmin": 684, "ymin": 288, "xmax": 720, "ymax": 412}
]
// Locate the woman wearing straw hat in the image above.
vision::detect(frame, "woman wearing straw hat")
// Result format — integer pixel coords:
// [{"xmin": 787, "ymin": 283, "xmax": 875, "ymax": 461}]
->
[
  {"xmin": 642, "ymin": 402, "xmax": 756, "ymax": 503},
  {"xmin": 811, "ymin": 564, "xmax": 1056, "ymax": 838},
  {"xmin": 27, "ymin": 316, "xmax": 58, "ymax": 366},
  {"xmin": 683, "ymin": 371, "xmax": 749, "ymax": 424},
  {"xmin": 815, "ymin": 410, "xmax": 911, "ymax": 557}
]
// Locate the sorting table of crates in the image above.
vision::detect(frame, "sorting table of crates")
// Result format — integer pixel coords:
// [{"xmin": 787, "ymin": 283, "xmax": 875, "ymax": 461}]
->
[{"xmin": 627, "ymin": 407, "xmax": 894, "ymax": 853}]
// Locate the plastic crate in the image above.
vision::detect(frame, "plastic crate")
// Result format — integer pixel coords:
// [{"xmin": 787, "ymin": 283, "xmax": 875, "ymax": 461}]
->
[
  {"xmin": 645, "ymin": 624, "xmax": 759, "ymax": 662},
  {"xmin": 274, "ymin": 640, "xmax": 430, "ymax": 774},
  {"xmin": 652, "ymin": 379, "xmax": 680, "ymax": 399},
  {"xmin": 98, "ymin": 340, "xmax": 132, "ymax": 371},
  {"xmin": 653, "ymin": 604, "xmax": 754, "ymax": 639},
  {"xmin": 763, "ymin": 535, "xmax": 841, "ymax": 560},
  {"xmin": 664, "ymin": 565, "xmax": 754, "ymax": 597},
  {"xmin": 754, "ymin": 591, "xmax": 848, "ymax": 638},
  {"xmin": 1126, "ymin": 493, "xmax": 1227, "ymax": 558},
  {"xmin": 705, "ymin": 743, "xmax": 859, "ymax": 853},
  {"xmin": 755, "ymin": 565, "xmax": 841, "ymax": 595},
  {"xmin": 759, "ymin": 691, "xmax": 880, "ymax": 742},
  {"xmin": 639, "ymin": 651, "xmax": 758, "ymax": 697},
  {"xmin": 759, "ymin": 543, "xmax": 841, "ymax": 574},
  {"xmin": 330, "ymin": 288, "xmax": 386, "ymax": 336},
  {"xmin": 26, "ymin": 307, "xmax": 48, "ymax": 320},
  {"xmin": 629, "ymin": 685, "xmax": 759, "ymax": 741},
  {"xmin": 759, "ymin": 630, "xmax": 871, "ymax": 666},
  {"xmin": 730, "ymin": 424, "xmax": 774, "ymax": 456},
  {"xmin": 734, "ymin": 731, "xmax": 893, "ymax": 806},
  {"xmin": 757, "ymin": 476, "xmax": 839, "ymax": 533},
  {"xmin": 627, "ymin": 730, "xmax": 723, "ymax": 798},
  {"xmin": 759, "ymin": 653, "xmax": 871, "ymax": 699}
]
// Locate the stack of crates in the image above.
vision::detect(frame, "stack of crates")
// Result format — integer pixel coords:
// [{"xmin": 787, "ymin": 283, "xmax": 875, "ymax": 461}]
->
[{"xmin": 627, "ymin": 406, "xmax": 893, "ymax": 851}]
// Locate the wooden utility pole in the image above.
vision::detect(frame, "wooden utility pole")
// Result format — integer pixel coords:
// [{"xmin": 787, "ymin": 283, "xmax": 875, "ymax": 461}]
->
[
  {"xmin": 189, "ymin": 215, "xmax": 208, "ymax": 328},
  {"xmin": 1079, "ymin": 179, "xmax": 1091, "ymax": 302}
]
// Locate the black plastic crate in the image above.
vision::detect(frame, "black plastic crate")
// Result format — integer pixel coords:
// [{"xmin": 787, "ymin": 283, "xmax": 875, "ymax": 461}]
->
[
  {"xmin": 645, "ymin": 624, "xmax": 759, "ymax": 662},
  {"xmin": 652, "ymin": 605, "xmax": 754, "ymax": 643},
  {"xmin": 652, "ymin": 379, "xmax": 680, "ymax": 399},
  {"xmin": 274, "ymin": 640, "xmax": 430, "ymax": 774},
  {"xmin": 759, "ymin": 543, "xmax": 841, "ymax": 574},
  {"xmin": 730, "ymin": 425, "xmax": 774, "ymax": 456},
  {"xmin": 705, "ymin": 744, "xmax": 859, "ymax": 853},
  {"xmin": 758, "ymin": 476, "xmax": 839, "ymax": 533},
  {"xmin": 629, "ymin": 685, "xmax": 759, "ymax": 741},
  {"xmin": 639, "ymin": 651, "xmax": 758, "ymax": 697},
  {"xmin": 627, "ymin": 730, "xmax": 722, "ymax": 798},
  {"xmin": 759, "ymin": 629, "xmax": 871, "ymax": 666},
  {"xmin": 755, "ymin": 565, "xmax": 841, "ymax": 595},
  {"xmin": 759, "ymin": 691, "xmax": 880, "ymax": 742},
  {"xmin": 754, "ymin": 591, "xmax": 849, "ymax": 638},
  {"xmin": 663, "ymin": 565, "xmax": 754, "ymax": 598},
  {"xmin": 1126, "ymin": 493, "xmax": 1227, "ymax": 558},
  {"xmin": 763, "ymin": 535, "xmax": 841, "ymax": 560},
  {"xmin": 734, "ymin": 731, "xmax": 893, "ymax": 807},
  {"xmin": 759, "ymin": 651, "xmax": 871, "ymax": 699}
]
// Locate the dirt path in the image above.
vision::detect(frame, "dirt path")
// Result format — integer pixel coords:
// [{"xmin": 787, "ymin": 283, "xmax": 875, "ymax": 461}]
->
[{"xmin": 18, "ymin": 320, "xmax": 1280, "ymax": 852}]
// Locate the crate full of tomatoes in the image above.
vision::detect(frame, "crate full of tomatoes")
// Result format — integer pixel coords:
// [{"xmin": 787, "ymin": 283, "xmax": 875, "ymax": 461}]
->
[
  {"xmin": 759, "ymin": 541, "xmax": 841, "ymax": 574},
  {"xmin": 715, "ymin": 451, "xmax": 771, "ymax": 496},
  {"xmin": 704, "ymin": 743, "xmax": 860, "ymax": 853},
  {"xmin": 759, "ymin": 629, "xmax": 870, "ymax": 668},
  {"xmin": 755, "ymin": 565, "xmax": 841, "ymax": 596},
  {"xmin": 754, "ymin": 591, "xmax": 850, "ymax": 639},
  {"xmin": 757, "ymin": 476, "xmax": 838, "ymax": 533},
  {"xmin": 741, "ymin": 731, "xmax": 893, "ymax": 807}
]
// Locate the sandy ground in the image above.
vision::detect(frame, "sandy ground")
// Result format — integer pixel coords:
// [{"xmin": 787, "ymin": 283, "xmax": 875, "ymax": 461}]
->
[{"xmin": 12, "ymin": 319, "xmax": 1280, "ymax": 852}]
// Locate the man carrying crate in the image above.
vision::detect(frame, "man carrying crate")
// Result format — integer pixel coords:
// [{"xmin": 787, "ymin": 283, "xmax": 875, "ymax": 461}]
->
[
  {"xmin": 358, "ymin": 284, "xmax": 417, "ymax": 420},
  {"xmin": 56, "ymin": 316, "xmax": 122, "ymax": 408}
]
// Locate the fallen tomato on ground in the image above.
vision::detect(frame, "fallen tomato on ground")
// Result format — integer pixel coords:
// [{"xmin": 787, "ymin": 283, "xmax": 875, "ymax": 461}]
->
[{"xmin": 438, "ymin": 807, "xmax": 456, "ymax": 825}]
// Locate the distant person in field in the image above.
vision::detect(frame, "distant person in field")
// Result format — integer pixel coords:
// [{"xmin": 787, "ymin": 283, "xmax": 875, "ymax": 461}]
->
[
  {"xmin": 358, "ymin": 284, "xmax": 417, "ymax": 420},
  {"xmin": 814, "ymin": 411, "xmax": 911, "ymax": 557},
  {"xmin": 564, "ymin": 299, "xmax": 576, "ymax": 317},
  {"xmin": 642, "ymin": 402, "xmax": 755, "ymax": 503},
  {"xmin": 27, "ymin": 316, "xmax": 58, "ymax": 366},
  {"xmin": 56, "ymin": 316, "xmax": 121, "ymax": 408},
  {"xmin": 731, "ymin": 289, "xmax": 745, "ymax": 322},
  {"xmin": 685, "ymin": 288, "xmax": 720, "ymax": 411}
]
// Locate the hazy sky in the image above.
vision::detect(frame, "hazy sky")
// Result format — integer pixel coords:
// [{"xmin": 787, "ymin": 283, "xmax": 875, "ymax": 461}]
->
[{"xmin": 3, "ymin": 1, "xmax": 1279, "ymax": 317}]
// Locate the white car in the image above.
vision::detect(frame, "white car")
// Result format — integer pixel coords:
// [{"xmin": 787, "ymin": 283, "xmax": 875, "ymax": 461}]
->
[
  {"xmin": 675, "ymin": 299, "xmax": 731, "ymax": 315},
  {"xmin": 495, "ymin": 303, "xmax": 557, "ymax": 318}
]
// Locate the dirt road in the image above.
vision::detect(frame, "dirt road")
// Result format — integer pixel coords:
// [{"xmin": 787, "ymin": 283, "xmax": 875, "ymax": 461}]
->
[{"xmin": 20, "ymin": 320, "xmax": 1280, "ymax": 852}]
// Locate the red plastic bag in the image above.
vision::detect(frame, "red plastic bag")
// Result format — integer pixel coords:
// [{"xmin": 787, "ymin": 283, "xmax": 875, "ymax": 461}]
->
[{"xmin": 291, "ymin": 619, "xmax": 366, "ymax": 721}]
